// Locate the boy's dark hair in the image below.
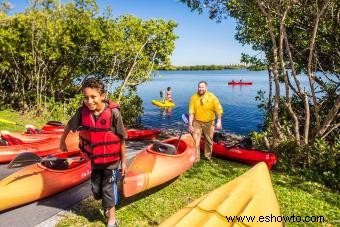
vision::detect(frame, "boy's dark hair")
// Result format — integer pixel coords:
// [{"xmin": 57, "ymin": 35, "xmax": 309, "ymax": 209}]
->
[
  {"xmin": 167, "ymin": 87, "xmax": 171, "ymax": 91},
  {"xmin": 81, "ymin": 77, "xmax": 106, "ymax": 94}
]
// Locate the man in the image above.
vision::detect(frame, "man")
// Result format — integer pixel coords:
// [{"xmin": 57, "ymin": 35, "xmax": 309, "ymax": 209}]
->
[{"xmin": 188, "ymin": 81, "xmax": 223, "ymax": 162}]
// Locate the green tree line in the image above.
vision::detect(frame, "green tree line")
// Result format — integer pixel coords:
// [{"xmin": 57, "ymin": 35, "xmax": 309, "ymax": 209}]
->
[
  {"xmin": 159, "ymin": 64, "xmax": 244, "ymax": 70},
  {"xmin": 0, "ymin": 0, "xmax": 177, "ymax": 125}
]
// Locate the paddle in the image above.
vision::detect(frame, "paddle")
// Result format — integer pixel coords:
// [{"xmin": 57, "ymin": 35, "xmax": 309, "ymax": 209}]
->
[
  {"xmin": 7, "ymin": 152, "xmax": 84, "ymax": 169},
  {"xmin": 176, "ymin": 114, "xmax": 189, "ymax": 151},
  {"xmin": 0, "ymin": 118, "xmax": 26, "ymax": 127}
]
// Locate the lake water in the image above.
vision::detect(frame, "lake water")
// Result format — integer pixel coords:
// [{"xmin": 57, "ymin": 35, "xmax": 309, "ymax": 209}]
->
[{"xmin": 136, "ymin": 69, "xmax": 270, "ymax": 135}]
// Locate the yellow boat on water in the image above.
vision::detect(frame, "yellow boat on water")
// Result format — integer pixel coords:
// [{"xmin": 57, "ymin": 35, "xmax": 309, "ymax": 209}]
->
[
  {"xmin": 151, "ymin": 100, "xmax": 175, "ymax": 108},
  {"xmin": 160, "ymin": 162, "xmax": 282, "ymax": 227}
]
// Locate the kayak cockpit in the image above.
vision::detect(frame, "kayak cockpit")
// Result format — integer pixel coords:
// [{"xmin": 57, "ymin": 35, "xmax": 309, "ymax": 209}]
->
[{"xmin": 150, "ymin": 139, "xmax": 187, "ymax": 155}]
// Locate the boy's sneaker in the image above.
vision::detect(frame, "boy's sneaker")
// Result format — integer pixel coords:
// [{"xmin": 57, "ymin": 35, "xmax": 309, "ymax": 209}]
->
[{"xmin": 107, "ymin": 219, "xmax": 119, "ymax": 227}]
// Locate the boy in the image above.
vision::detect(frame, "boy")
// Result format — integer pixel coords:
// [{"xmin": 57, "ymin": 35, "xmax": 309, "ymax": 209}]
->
[{"xmin": 60, "ymin": 77, "xmax": 127, "ymax": 227}]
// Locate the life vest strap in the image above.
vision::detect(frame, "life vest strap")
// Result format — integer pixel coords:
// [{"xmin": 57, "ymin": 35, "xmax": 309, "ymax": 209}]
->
[
  {"xmin": 80, "ymin": 136, "xmax": 120, "ymax": 148},
  {"xmin": 78, "ymin": 126, "xmax": 113, "ymax": 132},
  {"xmin": 80, "ymin": 145, "xmax": 121, "ymax": 158}
]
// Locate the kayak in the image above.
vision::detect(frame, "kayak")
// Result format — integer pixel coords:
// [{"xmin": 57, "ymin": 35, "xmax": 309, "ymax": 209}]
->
[
  {"xmin": 160, "ymin": 162, "xmax": 282, "ymax": 227},
  {"xmin": 127, "ymin": 129, "xmax": 161, "ymax": 140},
  {"xmin": 0, "ymin": 151, "xmax": 91, "ymax": 212},
  {"xmin": 123, "ymin": 133, "xmax": 196, "ymax": 197},
  {"xmin": 25, "ymin": 121, "xmax": 65, "ymax": 134},
  {"xmin": 151, "ymin": 100, "xmax": 175, "ymax": 108},
  {"xmin": 1, "ymin": 131, "xmax": 61, "ymax": 144},
  {"xmin": 25, "ymin": 125, "xmax": 161, "ymax": 141},
  {"xmin": 0, "ymin": 132, "xmax": 79, "ymax": 163},
  {"xmin": 200, "ymin": 140, "xmax": 277, "ymax": 169},
  {"xmin": 228, "ymin": 81, "xmax": 253, "ymax": 85}
]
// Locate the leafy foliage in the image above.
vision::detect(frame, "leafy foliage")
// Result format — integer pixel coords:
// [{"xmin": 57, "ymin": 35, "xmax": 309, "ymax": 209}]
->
[{"xmin": 0, "ymin": 0, "xmax": 177, "ymax": 124}]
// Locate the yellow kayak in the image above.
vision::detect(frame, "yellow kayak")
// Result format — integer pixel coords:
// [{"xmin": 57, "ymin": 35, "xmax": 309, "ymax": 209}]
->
[
  {"xmin": 160, "ymin": 162, "xmax": 282, "ymax": 227},
  {"xmin": 151, "ymin": 100, "xmax": 175, "ymax": 108}
]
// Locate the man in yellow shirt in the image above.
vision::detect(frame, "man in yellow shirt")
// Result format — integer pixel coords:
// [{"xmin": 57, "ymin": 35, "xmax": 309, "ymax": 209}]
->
[{"xmin": 188, "ymin": 81, "xmax": 223, "ymax": 162}]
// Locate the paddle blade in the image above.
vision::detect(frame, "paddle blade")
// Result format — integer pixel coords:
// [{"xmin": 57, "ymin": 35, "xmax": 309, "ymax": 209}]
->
[
  {"xmin": 182, "ymin": 114, "xmax": 189, "ymax": 124},
  {"xmin": 7, "ymin": 152, "xmax": 42, "ymax": 168},
  {"xmin": 0, "ymin": 118, "xmax": 17, "ymax": 125}
]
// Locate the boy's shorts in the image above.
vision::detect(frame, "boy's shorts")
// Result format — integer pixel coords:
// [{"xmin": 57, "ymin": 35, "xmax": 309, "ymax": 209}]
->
[{"xmin": 91, "ymin": 168, "xmax": 119, "ymax": 209}]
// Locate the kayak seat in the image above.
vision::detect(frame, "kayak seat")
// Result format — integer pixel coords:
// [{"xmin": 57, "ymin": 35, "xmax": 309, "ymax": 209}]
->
[
  {"xmin": 68, "ymin": 161, "xmax": 81, "ymax": 169},
  {"xmin": 152, "ymin": 141, "xmax": 177, "ymax": 155},
  {"xmin": 46, "ymin": 120, "xmax": 64, "ymax": 126},
  {"xmin": 41, "ymin": 158, "xmax": 69, "ymax": 170}
]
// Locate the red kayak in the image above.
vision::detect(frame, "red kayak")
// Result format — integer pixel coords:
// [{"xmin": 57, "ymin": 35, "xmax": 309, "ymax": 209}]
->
[
  {"xmin": 200, "ymin": 140, "xmax": 277, "ymax": 169},
  {"xmin": 0, "ymin": 132, "xmax": 79, "ymax": 163},
  {"xmin": 126, "ymin": 129, "xmax": 161, "ymax": 140},
  {"xmin": 228, "ymin": 81, "xmax": 253, "ymax": 85},
  {"xmin": 26, "ymin": 124, "xmax": 161, "ymax": 140}
]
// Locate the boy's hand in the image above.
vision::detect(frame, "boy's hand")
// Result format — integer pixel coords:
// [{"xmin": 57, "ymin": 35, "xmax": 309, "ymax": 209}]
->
[
  {"xmin": 59, "ymin": 140, "xmax": 68, "ymax": 152},
  {"xmin": 121, "ymin": 162, "xmax": 127, "ymax": 176}
]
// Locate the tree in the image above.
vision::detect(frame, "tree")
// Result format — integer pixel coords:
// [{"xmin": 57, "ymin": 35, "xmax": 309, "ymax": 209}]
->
[
  {"xmin": 0, "ymin": 0, "xmax": 177, "ymax": 119},
  {"xmin": 180, "ymin": 0, "xmax": 339, "ymax": 145}
]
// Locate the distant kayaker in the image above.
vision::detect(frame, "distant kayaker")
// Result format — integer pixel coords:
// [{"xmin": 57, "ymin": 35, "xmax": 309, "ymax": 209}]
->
[
  {"xmin": 59, "ymin": 77, "xmax": 126, "ymax": 227},
  {"xmin": 166, "ymin": 87, "xmax": 173, "ymax": 102},
  {"xmin": 188, "ymin": 81, "xmax": 223, "ymax": 162},
  {"xmin": 160, "ymin": 90, "xmax": 165, "ymax": 103}
]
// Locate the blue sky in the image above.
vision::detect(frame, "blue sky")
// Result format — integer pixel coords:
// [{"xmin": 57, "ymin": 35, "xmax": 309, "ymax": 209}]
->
[{"xmin": 10, "ymin": 0, "xmax": 255, "ymax": 66}]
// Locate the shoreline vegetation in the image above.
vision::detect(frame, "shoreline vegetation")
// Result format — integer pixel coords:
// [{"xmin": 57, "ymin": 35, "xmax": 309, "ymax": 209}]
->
[{"xmin": 158, "ymin": 64, "xmax": 267, "ymax": 71}]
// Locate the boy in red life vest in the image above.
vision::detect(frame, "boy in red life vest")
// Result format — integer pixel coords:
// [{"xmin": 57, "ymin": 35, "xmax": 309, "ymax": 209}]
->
[
  {"xmin": 166, "ymin": 87, "xmax": 172, "ymax": 102},
  {"xmin": 59, "ymin": 77, "xmax": 126, "ymax": 227}
]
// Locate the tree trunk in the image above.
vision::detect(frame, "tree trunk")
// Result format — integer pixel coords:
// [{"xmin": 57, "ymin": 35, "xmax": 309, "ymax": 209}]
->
[
  {"xmin": 316, "ymin": 96, "xmax": 340, "ymax": 137},
  {"xmin": 117, "ymin": 39, "xmax": 149, "ymax": 103},
  {"xmin": 278, "ymin": 4, "xmax": 301, "ymax": 144},
  {"xmin": 306, "ymin": 1, "xmax": 330, "ymax": 139},
  {"xmin": 266, "ymin": 66, "xmax": 273, "ymax": 111},
  {"xmin": 257, "ymin": 0, "xmax": 281, "ymax": 148}
]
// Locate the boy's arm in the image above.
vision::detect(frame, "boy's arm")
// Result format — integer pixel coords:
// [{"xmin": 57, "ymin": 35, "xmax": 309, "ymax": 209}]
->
[
  {"xmin": 59, "ymin": 124, "xmax": 71, "ymax": 152},
  {"xmin": 120, "ymin": 139, "xmax": 127, "ymax": 176}
]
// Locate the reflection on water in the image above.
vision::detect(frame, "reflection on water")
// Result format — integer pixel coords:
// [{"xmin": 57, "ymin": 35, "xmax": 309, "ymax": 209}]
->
[{"xmin": 136, "ymin": 69, "xmax": 269, "ymax": 135}]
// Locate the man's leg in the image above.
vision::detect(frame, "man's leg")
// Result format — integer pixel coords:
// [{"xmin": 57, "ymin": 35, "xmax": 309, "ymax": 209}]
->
[
  {"xmin": 202, "ymin": 121, "xmax": 215, "ymax": 160},
  {"xmin": 192, "ymin": 120, "xmax": 203, "ymax": 162}
]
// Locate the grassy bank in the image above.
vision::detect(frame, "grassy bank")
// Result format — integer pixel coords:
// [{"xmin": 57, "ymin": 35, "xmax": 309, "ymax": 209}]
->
[
  {"xmin": 56, "ymin": 159, "xmax": 339, "ymax": 227},
  {"xmin": 0, "ymin": 110, "xmax": 47, "ymax": 132}
]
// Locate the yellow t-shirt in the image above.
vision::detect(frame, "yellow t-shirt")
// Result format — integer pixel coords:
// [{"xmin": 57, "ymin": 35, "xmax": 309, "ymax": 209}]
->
[{"xmin": 189, "ymin": 91, "xmax": 223, "ymax": 122}]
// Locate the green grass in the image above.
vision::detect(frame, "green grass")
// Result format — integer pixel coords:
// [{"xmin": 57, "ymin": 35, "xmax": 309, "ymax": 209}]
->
[
  {"xmin": 56, "ymin": 159, "xmax": 340, "ymax": 227},
  {"xmin": 0, "ymin": 110, "xmax": 55, "ymax": 132},
  {"xmin": 1, "ymin": 110, "xmax": 338, "ymax": 226},
  {"xmin": 0, "ymin": 110, "xmax": 44, "ymax": 132}
]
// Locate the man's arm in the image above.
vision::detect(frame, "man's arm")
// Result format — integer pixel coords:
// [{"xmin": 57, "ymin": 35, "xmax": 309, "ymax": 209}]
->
[
  {"xmin": 188, "ymin": 113, "xmax": 194, "ymax": 133},
  {"xmin": 216, "ymin": 113, "xmax": 222, "ymax": 130}
]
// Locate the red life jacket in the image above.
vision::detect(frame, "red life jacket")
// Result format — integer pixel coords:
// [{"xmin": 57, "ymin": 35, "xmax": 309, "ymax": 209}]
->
[{"xmin": 79, "ymin": 100, "xmax": 121, "ymax": 164}]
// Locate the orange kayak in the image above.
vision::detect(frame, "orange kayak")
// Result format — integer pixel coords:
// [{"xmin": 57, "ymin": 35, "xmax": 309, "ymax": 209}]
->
[
  {"xmin": 123, "ymin": 133, "xmax": 196, "ymax": 197},
  {"xmin": 160, "ymin": 162, "xmax": 282, "ymax": 227},
  {"xmin": 0, "ymin": 151, "xmax": 91, "ymax": 212},
  {"xmin": 0, "ymin": 132, "xmax": 79, "ymax": 163}
]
